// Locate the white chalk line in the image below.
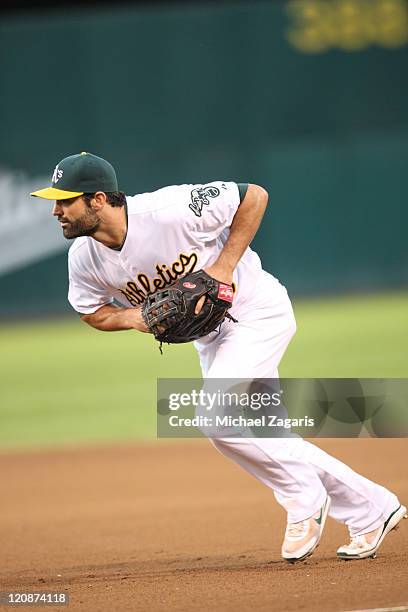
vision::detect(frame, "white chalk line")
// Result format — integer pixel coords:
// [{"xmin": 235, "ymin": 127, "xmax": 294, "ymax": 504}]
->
[{"xmin": 344, "ymin": 606, "xmax": 408, "ymax": 612}]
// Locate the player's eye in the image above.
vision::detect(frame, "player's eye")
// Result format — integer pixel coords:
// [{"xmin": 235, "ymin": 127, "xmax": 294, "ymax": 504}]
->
[{"xmin": 60, "ymin": 197, "xmax": 77, "ymax": 206}]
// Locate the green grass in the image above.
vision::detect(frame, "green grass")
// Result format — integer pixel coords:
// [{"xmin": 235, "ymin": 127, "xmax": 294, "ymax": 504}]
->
[
  {"xmin": 284, "ymin": 291, "xmax": 408, "ymax": 377},
  {"xmin": 0, "ymin": 291, "xmax": 407, "ymax": 449}
]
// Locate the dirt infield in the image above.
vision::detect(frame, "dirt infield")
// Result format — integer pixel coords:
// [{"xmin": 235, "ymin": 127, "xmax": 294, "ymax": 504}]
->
[{"xmin": 1, "ymin": 439, "xmax": 407, "ymax": 612}]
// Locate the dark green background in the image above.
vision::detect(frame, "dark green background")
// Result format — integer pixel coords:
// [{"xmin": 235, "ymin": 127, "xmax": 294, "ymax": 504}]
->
[{"xmin": 0, "ymin": 0, "xmax": 407, "ymax": 315}]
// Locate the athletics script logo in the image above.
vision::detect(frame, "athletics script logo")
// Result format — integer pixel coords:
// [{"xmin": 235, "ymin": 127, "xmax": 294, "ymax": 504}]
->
[
  {"xmin": 189, "ymin": 185, "xmax": 220, "ymax": 217},
  {"xmin": 119, "ymin": 252, "xmax": 198, "ymax": 306}
]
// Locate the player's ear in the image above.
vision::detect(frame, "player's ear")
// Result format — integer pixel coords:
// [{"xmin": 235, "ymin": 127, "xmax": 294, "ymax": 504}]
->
[{"xmin": 91, "ymin": 191, "xmax": 108, "ymax": 210}]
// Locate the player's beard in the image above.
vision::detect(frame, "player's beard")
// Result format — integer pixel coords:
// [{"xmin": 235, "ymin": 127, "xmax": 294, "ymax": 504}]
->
[{"xmin": 61, "ymin": 205, "xmax": 100, "ymax": 239}]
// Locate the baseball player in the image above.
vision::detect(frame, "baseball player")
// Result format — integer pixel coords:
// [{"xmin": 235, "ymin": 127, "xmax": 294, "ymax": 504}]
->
[{"xmin": 31, "ymin": 152, "xmax": 406, "ymax": 562}]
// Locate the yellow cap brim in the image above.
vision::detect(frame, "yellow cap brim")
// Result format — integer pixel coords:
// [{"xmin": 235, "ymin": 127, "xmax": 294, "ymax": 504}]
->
[{"xmin": 30, "ymin": 187, "xmax": 84, "ymax": 200}]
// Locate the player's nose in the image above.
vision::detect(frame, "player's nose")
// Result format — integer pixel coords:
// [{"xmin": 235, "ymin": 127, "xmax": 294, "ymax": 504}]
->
[{"xmin": 52, "ymin": 202, "xmax": 63, "ymax": 216}]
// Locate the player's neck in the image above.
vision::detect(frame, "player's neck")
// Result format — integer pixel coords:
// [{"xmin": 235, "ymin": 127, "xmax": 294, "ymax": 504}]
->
[{"xmin": 91, "ymin": 205, "xmax": 128, "ymax": 250}]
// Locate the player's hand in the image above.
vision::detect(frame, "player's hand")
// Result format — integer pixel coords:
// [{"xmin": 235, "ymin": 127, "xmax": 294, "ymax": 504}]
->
[
  {"xmin": 203, "ymin": 264, "xmax": 233, "ymax": 286},
  {"xmin": 199, "ymin": 264, "xmax": 234, "ymax": 315}
]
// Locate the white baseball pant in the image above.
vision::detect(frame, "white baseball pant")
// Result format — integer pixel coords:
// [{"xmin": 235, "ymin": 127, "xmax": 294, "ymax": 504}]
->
[{"xmin": 195, "ymin": 271, "xmax": 399, "ymax": 535}]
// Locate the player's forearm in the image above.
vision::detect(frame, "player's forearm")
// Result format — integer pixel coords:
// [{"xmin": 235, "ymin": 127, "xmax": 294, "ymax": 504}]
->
[
  {"xmin": 80, "ymin": 304, "xmax": 148, "ymax": 332},
  {"xmin": 206, "ymin": 183, "xmax": 268, "ymax": 282}
]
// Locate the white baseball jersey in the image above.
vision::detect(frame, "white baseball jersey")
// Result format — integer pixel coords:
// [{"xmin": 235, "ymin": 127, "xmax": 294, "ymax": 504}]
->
[{"xmin": 67, "ymin": 181, "xmax": 264, "ymax": 315}]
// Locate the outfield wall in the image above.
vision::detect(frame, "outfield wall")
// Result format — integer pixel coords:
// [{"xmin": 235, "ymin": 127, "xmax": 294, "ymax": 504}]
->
[{"xmin": 0, "ymin": 0, "xmax": 407, "ymax": 315}]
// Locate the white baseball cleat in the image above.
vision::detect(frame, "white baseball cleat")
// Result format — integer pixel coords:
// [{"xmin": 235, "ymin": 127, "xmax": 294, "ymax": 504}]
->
[
  {"xmin": 281, "ymin": 496, "xmax": 331, "ymax": 563},
  {"xmin": 337, "ymin": 504, "xmax": 407, "ymax": 560}
]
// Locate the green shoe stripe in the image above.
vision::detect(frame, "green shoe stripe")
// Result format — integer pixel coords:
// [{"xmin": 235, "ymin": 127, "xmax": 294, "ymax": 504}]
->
[
  {"xmin": 315, "ymin": 498, "xmax": 329, "ymax": 525},
  {"xmin": 378, "ymin": 505, "xmax": 401, "ymax": 538}
]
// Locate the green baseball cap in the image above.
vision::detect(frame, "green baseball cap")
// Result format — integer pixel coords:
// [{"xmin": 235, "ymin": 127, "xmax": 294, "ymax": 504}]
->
[{"xmin": 31, "ymin": 152, "xmax": 118, "ymax": 200}]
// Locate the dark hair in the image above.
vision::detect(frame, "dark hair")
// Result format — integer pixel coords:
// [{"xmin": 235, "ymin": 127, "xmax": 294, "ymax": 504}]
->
[{"xmin": 82, "ymin": 191, "xmax": 127, "ymax": 207}]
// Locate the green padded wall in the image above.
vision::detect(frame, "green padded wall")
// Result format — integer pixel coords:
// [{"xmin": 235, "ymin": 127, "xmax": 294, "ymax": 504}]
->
[{"xmin": 0, "ymin": 0, "xmax": 407, "ymax": 315}]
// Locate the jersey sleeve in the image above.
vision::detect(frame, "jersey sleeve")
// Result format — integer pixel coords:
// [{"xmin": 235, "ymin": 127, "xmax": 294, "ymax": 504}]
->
[
  {"xmin": 170, "ymin": 181, "xmax": 242, "ymax": 241},
  {"xmin": 68, "ymin": 244, "xmax": 114, "ymax": 315}
]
